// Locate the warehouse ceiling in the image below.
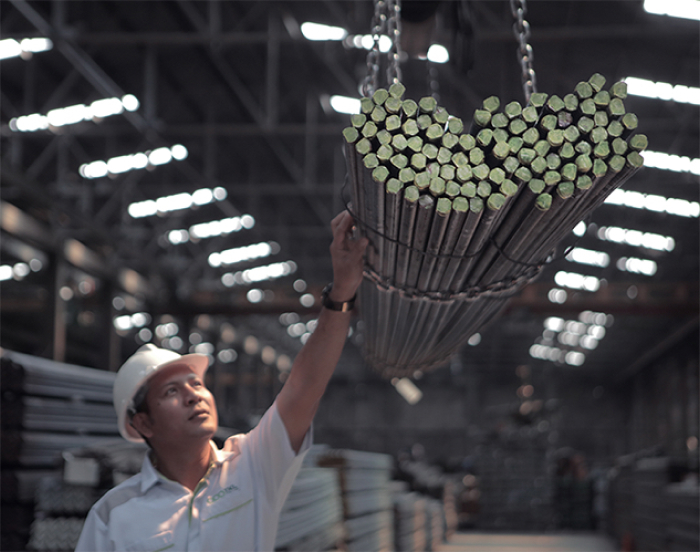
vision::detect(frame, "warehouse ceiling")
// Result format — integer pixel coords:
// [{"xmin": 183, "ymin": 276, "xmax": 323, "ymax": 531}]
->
[{"xmin": 1, "ymin": 1, "xmax": 698, "ymax": 382}]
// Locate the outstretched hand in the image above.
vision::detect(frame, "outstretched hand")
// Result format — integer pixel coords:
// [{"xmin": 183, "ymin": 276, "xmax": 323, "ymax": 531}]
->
[{"xmin": 329, "ymin": 211, "xmax": 368, "ymax": 302}]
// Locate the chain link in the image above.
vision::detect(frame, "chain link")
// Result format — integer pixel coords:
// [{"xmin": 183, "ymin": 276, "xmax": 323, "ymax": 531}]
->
[
  {"xmin": 510, "ymin": 0, "xmax": 537, "ymax": 103},
  {"xmin": 362, "ymin": 0, "xmax": 402, "ymax": 96},
  {"xmin": 386, "ymin": 0, "xmax": 402, "ymax": 85},
  {"xmin": 362, "ymin": 0, "xmax": 387, "ymax": 97}
]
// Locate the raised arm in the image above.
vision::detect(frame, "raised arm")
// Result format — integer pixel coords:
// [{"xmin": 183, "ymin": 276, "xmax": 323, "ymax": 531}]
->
[{"xmin": 276, "ymin": 210, "xmax": 368, "ymax": 452}]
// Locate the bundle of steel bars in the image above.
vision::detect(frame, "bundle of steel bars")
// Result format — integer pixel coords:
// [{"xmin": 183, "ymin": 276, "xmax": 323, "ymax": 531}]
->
[{"xmin": 343, "ymin": 75, "xmax": 646, "ymax": 377}]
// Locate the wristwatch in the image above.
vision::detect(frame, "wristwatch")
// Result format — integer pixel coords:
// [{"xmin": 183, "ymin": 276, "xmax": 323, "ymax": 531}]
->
[{"xmin": 321, "ymin": 283, "xmax": 356, "ymax": 312}]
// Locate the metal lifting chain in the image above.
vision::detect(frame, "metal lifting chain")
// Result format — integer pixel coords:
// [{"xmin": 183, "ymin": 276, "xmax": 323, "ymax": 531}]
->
[
  {"xmin": 510, "ymin": 0, "xmax": 537, "ymax": 103},
  {"xmin": 386, "ymin": 0, "xmax": 403, "ymax": 86},
  {"xmin": 362, "ymin": 0, "xmax": 402, "ymax": 97}
]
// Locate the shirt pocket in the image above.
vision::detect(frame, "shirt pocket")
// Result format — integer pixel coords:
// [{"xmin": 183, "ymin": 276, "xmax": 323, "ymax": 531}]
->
[
  {"xmin": 124, "ymin": 530, "xmax": 174, "ymax": 552},
  {"xmin": 201, "ymin": 489, "xmax": 254, "ymax": 523}
]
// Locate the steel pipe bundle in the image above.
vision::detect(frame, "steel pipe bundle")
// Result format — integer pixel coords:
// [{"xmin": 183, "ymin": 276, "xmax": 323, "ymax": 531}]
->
[
  {"xmin": 275, "ymin": 468, "xmax": 345, "ymax": 551},
  {"xmin": 343, "ymin": 76, "xmax": 646, "ymax": 377}
]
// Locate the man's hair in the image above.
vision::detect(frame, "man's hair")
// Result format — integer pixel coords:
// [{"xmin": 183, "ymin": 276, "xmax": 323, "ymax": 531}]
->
[
  {"xmin": 127, "ymin": 382, "xmax": 152, "ymax": 447},
  {"xmin": 128, "ymin": 382, "xmax": 150, "ymax": 418}
]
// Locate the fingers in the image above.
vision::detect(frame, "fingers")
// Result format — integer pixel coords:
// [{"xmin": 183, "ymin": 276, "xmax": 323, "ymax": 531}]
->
[
  {"xmin": 330, "ymin": 211, "xmax": 354, "ymax": 249},
  {"xmin": 331, "ymin": 210, "xmax": 353, "ymax": 236}
]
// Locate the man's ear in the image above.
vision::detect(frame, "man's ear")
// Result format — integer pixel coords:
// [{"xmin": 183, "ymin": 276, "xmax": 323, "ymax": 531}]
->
[{"xmin": 130, "ymin": 412, "xmax": 154, "ymax": 439}]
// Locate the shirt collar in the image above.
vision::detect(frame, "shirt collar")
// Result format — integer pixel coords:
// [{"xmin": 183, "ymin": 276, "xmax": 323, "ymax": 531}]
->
[
  {"xmin": 140, "ymin": 451, "xmax": 161, "ymax": 493},
  {"xmin": 140, "ymin": 441, "xmax": 222, "ymax": 493},
  {"xmin": 209, "ymin": 440, "xmax": 226, "ymax": 466}
]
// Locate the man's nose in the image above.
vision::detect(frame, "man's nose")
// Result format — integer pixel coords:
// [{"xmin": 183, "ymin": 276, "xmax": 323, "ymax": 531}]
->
[{"xmin": 184, "ymin": 384, "xmax": 203, "ymax": 404}]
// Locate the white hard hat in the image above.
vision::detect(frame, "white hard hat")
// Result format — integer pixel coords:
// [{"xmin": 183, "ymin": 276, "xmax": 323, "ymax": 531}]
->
[{"xmin": 113, "ymin": 344, "xmax": 210, "ymax": 443}]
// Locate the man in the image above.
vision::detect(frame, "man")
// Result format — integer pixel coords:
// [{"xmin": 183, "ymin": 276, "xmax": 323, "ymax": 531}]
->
[{"xmin": 76, "ymin": 211, "xmax": 367, "ymax": 551}]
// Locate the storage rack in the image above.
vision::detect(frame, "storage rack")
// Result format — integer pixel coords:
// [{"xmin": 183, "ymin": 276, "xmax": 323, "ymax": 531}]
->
[{"xmin": 1, "ymin": 350, "xmax": 121, "ymax": 551}]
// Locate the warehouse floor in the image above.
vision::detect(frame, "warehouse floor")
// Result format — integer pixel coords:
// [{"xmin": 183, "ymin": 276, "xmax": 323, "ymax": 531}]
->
[{"xmin": 437, "ymin": 532, "xmax": 619, "ymax": 552}]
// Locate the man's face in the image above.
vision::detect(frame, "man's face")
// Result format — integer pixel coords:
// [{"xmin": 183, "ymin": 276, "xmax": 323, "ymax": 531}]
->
[{"xmin": 135, "ymin": 364, "xmax": 218, "ymax": 448}]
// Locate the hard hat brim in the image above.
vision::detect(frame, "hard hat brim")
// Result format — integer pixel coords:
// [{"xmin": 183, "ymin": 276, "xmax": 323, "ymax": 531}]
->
[{"xmin": 121, "ymin": 352, "xmax": 211, "ymax": 442}]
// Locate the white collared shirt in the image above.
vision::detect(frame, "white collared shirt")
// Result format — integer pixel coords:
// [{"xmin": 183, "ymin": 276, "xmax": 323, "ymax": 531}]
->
[{"xmin": 75, "ymin": 401, "xmax": 311, "ymax": 552}]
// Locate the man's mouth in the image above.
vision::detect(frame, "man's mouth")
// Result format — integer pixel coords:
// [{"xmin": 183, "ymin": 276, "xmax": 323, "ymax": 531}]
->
[{"xmin": 189, "ymin": 410, "xmax": 209, "ymax": 420}]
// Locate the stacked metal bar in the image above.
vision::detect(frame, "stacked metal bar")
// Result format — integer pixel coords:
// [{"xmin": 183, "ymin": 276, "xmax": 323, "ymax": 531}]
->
[
  {"xmin": 391, "ymin": 484, "xmax": 428, "ymax": 552},
  {"xmin": 316, "ymin": 449, "xmax": 395, "ymax": 552},
  {"xmin": 275, "ymin": 467, "xmax": 345, "ymax": 551},
  {"xmin": 632, "ymin": 458, "xmax": 670, "ymax": 550},
  {"xmin": 664, "ymin": 482, "xmax": 700, "ymax": 551},
  {"xmin": 343, "ymin": 75, "xmax": 646, "ymax": 377},
  {"xmin": 424, "ymin": 497, "xmax": 445, "ymax": 551},
  {"xmin": 1, "ymin": 351, "xmax": 120, "ymax": 551}
]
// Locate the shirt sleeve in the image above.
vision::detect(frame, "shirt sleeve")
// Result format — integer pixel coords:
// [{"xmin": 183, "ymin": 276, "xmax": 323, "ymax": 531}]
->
[
  {"xmin": 242, "ymin": 400, "xmax": 312, "ymax": 510},
  {"xmin": 74, "ymin": 506, "xmax": 113, "ymax": 552}
]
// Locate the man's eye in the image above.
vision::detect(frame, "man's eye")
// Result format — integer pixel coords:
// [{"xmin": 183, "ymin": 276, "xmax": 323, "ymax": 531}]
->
[{"xmin": 165, "ymin": 387, "xmax": 177, "ymax": 395}]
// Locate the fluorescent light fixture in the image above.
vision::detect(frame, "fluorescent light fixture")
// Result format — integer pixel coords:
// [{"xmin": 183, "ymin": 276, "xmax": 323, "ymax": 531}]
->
[
  {"xmin": 0, "ymin": 265, "xmax": 13, "ymax": 281},
  {"xmin": 0, "ymin": 39, "xmax": 22, "ymax": 60},
  {"xmin": 246, "ymin": 289, "xmax": 263, "ymax": 303},
  {"xmin": 113, "ymin": 312, "xmax": 151, "ymax": 331},
  {"xmin": 579, "ymin": 310, "xmax": 611, "ymax": 326},
  {"xmin": 80, "ymin": 144, "xmax": 187, "ymax": 179},
  {"xmin": 554, "ymin": 271, "xmax": 601, "ymax": 292},
  {"xmin": 392, "ymin": 377, "xmax": 423, "ymax": 405},
  {"xmin": 597, "ymin": 226, "xmax": 675, "ymax": 252},
  {"xmin": 579, "ymin": 335, "xmax": 599, "ymax": 350},
  {"xmin": 427, "ymin": 44, "xmax": 449, "ymax": 63},
  {"xmin": 209, "ymin": 241, "xmax": 279, "ymax": 268},
  {"xmin": 565, "ymin": 351, "xmax": 586, "ymax": 366},
  {"xmin": 10, "ymin": 95, "xmax": 140, "ymax": 132},
  {"xmin": 329, "ymin": 95, "xmax": 361, "ymax": 115},
  {"xmin": 168, "ymin": 214, "xmax": 254, "ymax": 244},
  {"xmin": 548, "ymin": 288, "xmax": 568, "ymax": 304},
  {"xmin": 0, "ymin": 37, "xmax": 53, "ymax": 60},
  {"xmin": 605, "ymin": 189, "xmax": 700, "ymax": 218},
  {"xmin": 149, "ymin": 147, "xmax": 172, "ymax": 166},
  {"xmin": 544, "ymin": 317, "xmax": 565, "ymax": 332},
  {"xmin": 644, "ymin": 0, "xmax": 700, "ymax": 21},
  {"xmin": 529, "ymin": 344, "xmax": 565, "ymax": 362},
  {"xmin": 300, "ymin": 22, "xmax": 348, "ymax": 41},
  {"xmin": 221, "ymin": 260, "xmax": 297, "ymax": 286},
  {"xmin": 19, "ymin": 37, "xmax": 53, "ymax": 53},
  {"xmin": 564, "ymin": 320, "xmax": 588, "ymax": 335},
  {"xmin": 641, "ymin": 150, "xmax": 700, "ymax": 175},
  {"xmin": 128, "ymin": 186, "xmax": 226, "ymax": 219},
  {"xmin": 531, "ymin": 311, "xmax": 611, "ymax": 365},
  {"xmin": 286, "ymin": 322, "xmax": 307, "ymax": 338},
  {"xmin": 565, "ymin": 247, "xmax": 610, "ymax": 267},
  {"xmin": 155, "ymin": 322, "xmax": 179, "ymax": 338},
  {"xmin": 48, "ymin": 104, "xmax": 88, "ymax": 127},
  {"xmin": 625, "ymin": 77, "xmax": 700, "ymax": 105},
  {"xmin": 616, "ymin": 256, "xmax": 658, "ymax": 276},
  {"xmin": 573, "ymin": 221, "xmax": 587, "ymax": 237},
  {"xmin": 558, "ymin": 332, "xmax": 580, "ymax": 347}
]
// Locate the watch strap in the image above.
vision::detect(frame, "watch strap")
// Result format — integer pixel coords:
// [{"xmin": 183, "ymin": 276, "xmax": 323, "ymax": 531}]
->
[{"xmin": 321, "ymin": 283, "xmax": 355, "ymax": 312}]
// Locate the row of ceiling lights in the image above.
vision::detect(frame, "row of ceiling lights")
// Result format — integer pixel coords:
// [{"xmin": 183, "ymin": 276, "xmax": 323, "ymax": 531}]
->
[
  {"xmin": 529, "ymin": 311, "xmax": 613, "ymax": 367},
  {"xmin": 4, "ymin": 4, "xmax": 697, "ymax": 306}
]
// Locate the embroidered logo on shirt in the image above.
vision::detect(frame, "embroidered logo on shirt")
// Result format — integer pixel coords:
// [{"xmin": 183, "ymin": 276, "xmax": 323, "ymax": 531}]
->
[{"xmin": 207, "ymin": 484, "xmax": 239, "ymax": 504}]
